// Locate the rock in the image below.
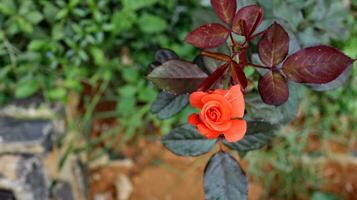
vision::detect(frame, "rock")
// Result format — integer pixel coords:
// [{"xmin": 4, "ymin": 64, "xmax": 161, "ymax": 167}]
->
[
  {"xmin": 0, "ymin": 189, "xmax": 16, "ymax": 200},
  {"xmin": 93, "ymin": 192, "xmax": 115, "ymax": 200},
  {"xmin": 51, "ymin": 180, "xmax": 74, "ymax": 200},
  {"xmin": 72, "ymin": 159, "xmax": 89, "ymax": 200},
  {"xmin": 115, "ymin": 174, "xmax": 133, "ymax": 200},
  {"xmin": 0, "ymin": 94, "xmax": 65, "ymax": 119},
  {"xmin": 58, "ymin": 157, "xmax": 89, "ymax": 200},
  {"xmin": 0, "ymin": 117, "xmax": 54, "ymax": 154},
  {"xmin": 0, "ymin": 154, "xmax": 48, "ymax": 200}
]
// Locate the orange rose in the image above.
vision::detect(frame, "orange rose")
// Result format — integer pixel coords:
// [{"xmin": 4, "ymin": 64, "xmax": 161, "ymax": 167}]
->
[{"xmin": 188, "ymin": 85, "xmax": 247, "ymax": 142}]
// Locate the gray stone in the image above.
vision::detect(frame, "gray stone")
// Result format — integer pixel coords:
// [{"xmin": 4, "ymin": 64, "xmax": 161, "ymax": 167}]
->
[
  {"xmin": 0, "ymin": 154, "xmax": 48, "ymax": 200},
  {"xmin": 0, "ymin": 117, "xmax": 54, "ymax": 154},
  {"xmin": 0, "ymin": 189, "xmax": 16, "ymax": 200},
  {"xmin": 72, "ymin": 159, "xmax": 89, "ymax": 200},
  {"xmin": 51, "ymin": 180, "xmax": 74, "ymax": 200}
]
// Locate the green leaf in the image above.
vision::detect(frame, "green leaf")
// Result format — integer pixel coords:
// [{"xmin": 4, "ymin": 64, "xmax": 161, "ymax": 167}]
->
[
  {"xmin": 118, "ymin": 85, "xmax": 137, "ymax": 97},
  {"xmin": 122, "ymin": 0, "xmax": 158, "ymax": 10},
  {"xmin": 0, "ymin": 0, "xmax": 16, "ymax": 15},
  {"xmin": 138, "ymin": 86, "xmax": 157, "ymax": 103},
  {"xmin": 112, "ymin": 9, "xmax": 136, "ymax": 33},
  {"xmin": 46, "ymin": 87, "xmax": 67, "ymax": 100},
  {"xmin": 138, "ymin": 14, "xmax": 167, "ymax": 34},
  {"xmin": 56, "ymin": 8, "xmax": 69, "ymax": 19},
  {"xmin": 52, "ymin": 24, "xmax": 64, "ymax": 40},
  {"xmin": 150, "ymin": 91, "xmax": 189, "ymax": 119},
  {"xmin": 16, "ymin": 17, "xmax": 33, "ymax": 33},
  {"xmin": 122, "ymin": 68, "xmax": 139, "ymax": 83},
  {"xmin": 223, "ymin": 121, "xmax": 277, "ymax": 153},
  {"xmin": 117, "ymin": 96, "xmax": 136, "ymax": 116},
  {"xmin": 28, "ymin": 40, "xmax": 47, "ymax": 51},
  {"xmin": 162, "ymin": 124, "xmax": 216, "ymax": 156},
  {"xmin": 90, "ymin": 47, "xmax": 105, "ymax": 65},
  {"xmin": 0, "ymin": 66, "xmax": 11, "ymax": 79},
  {"xmin": 15, "ymin": 79, "xmax": 40, "ymax": 99},
  {"xmin": 244, "ymin": 67, "xmax": 255, "ymax": 78},
  {"xmin": 26, "ymin": 11, "xmax": 43, "ymax": 24},
  {"xmin": 204, "ymin": 151, "xmax": 248, "ymax": 200},
  {"xmin": 43, "ymin": 2, "xmax": 59, "ymax": 24}
]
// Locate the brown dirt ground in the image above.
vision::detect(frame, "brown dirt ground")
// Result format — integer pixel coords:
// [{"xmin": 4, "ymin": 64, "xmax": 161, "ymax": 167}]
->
[{"xmin": 88, "ymin": 138, "xmax": 357, "ymax": 200}]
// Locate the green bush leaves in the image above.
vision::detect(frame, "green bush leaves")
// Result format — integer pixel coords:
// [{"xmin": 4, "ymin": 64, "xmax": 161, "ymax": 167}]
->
[{"xmin": 138, "ymin": 14, "xmax": 167, "ymax": 34}]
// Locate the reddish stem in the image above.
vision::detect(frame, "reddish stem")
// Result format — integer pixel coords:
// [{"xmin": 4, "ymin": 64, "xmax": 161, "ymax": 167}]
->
[
  {"xmin": 197, "ymin": 62, "xmax": 230, "ymax": 91},
  {"xmin": 229, "ymin": 33, "xmax": 239, "ymax": 53},
  {"xmin": 250, "ymin": 30, "xmax": 266, "ymax": 39},
  {"xmin": 247, "ymin": 63, "xmax": 271, "ymax": 70},
  {"xmin": 201, "ymin": 50, "xmax": 231, "ymax": 62}
]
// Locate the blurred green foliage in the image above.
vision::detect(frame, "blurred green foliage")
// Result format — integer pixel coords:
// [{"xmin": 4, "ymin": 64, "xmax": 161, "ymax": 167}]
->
[
  {"xmin": 0, "ymin": 0, "xmax": 198, "ymax": 102},
  {"xmin": 0, "ymin": 0, "xmax": 201, "ymax": 142}
]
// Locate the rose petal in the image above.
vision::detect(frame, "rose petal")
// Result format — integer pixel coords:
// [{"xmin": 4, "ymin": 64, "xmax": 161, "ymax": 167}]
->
[
  {"xmin": 197, "ymin": 124, "xmax": 220, "ymax": 139},
  {"xmin": 202, "ymin": 94, "xmax": 232, "ymax": 118},
  {"xmin": 200, "ymin": 100, "xmax": 231, "ymax": 123},
  {"xmin": 205, "ymin": 120, "xmax": 232, "ymax": 132},
  {"xmin": 223, "ymin": 119, "xmax": 247, "ymax": 142},
  {"xmin": 226, "ymin": 84, "xmax": 245, "ymax": 118},
  {"xmin": 188, "ymin": 114, "xmax": 200, "ymax": 125},
  {"xmin": 213, "ymin": 89, "xmax": 227, "ymax": 95},
  {"xmin": 189, "ymin": 91, "xmax": 207, "ymax": 109}
]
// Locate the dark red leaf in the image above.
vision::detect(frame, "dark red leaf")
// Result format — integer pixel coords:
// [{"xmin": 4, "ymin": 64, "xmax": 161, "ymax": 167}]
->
[
  {"xmin": 232, "ymin": 5, "xmax": 263, "ymax": 37},
  {"xmin": 185, "ymin": 23, "xmax": 230, "ymax": 49},
  {"xmin": 231, "ymin": 61, "xmax": 248, "ymax": 89},
  {"xmin": 198, "ymin": 62, "xmax": 230, "ymax": 91},
  {"xmin": 211, "ymin": 0, "xmax": 237, "ymax": 24},
  {"xmin": 258, "ymin": 71, "xmax": 289, "ymax": 106},
  {"xmin": 282, "ymin": 45, "xmax": 354, "ymax": 84},
  {"xmin": 147, "ymin": 59, "xmax": 208, "ymax": 94},
  {"xmin": 308, "ymin": 65, "xmax": 353, "ymax": 91},
  {"xmin": 258, "ymin": 22, "xmax": 289, "ymax": 67}
]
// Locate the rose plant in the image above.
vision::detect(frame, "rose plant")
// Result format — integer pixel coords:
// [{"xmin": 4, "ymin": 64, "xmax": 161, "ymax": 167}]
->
[{"xmin": 147, "ymin": 0, "xmax": 355, "ymax": 199}]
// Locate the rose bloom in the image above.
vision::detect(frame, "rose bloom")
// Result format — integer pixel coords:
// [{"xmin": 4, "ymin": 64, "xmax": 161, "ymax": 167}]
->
[{"xmin": 188, "ymin": 85, "xmax": 247, "ymax": 142}]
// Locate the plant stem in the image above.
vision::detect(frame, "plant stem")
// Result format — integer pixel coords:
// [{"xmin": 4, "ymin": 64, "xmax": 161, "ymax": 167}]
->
[
  {"xmin": 201, "ymin": 50, "xmax": 231, "ymax": 62},
  {"xmin": 218, "ymin": 137, "xmax": 224, "ymax": 151},
  {"xmin": 247, "ymin": 63, "xmax": 271, "ymax": 70},
  {"xmin": 250, "ymin": 30, "xmax": 266, "ymax": 39},
  {"xmin": 229, "ymin": 33, "xmax": 239, "ymax": 52}
]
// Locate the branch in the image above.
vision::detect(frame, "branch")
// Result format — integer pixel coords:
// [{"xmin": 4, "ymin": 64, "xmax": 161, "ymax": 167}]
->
[{"xmin": 247, "ymin": 63, "xmax": 271, "ymax": 70}]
